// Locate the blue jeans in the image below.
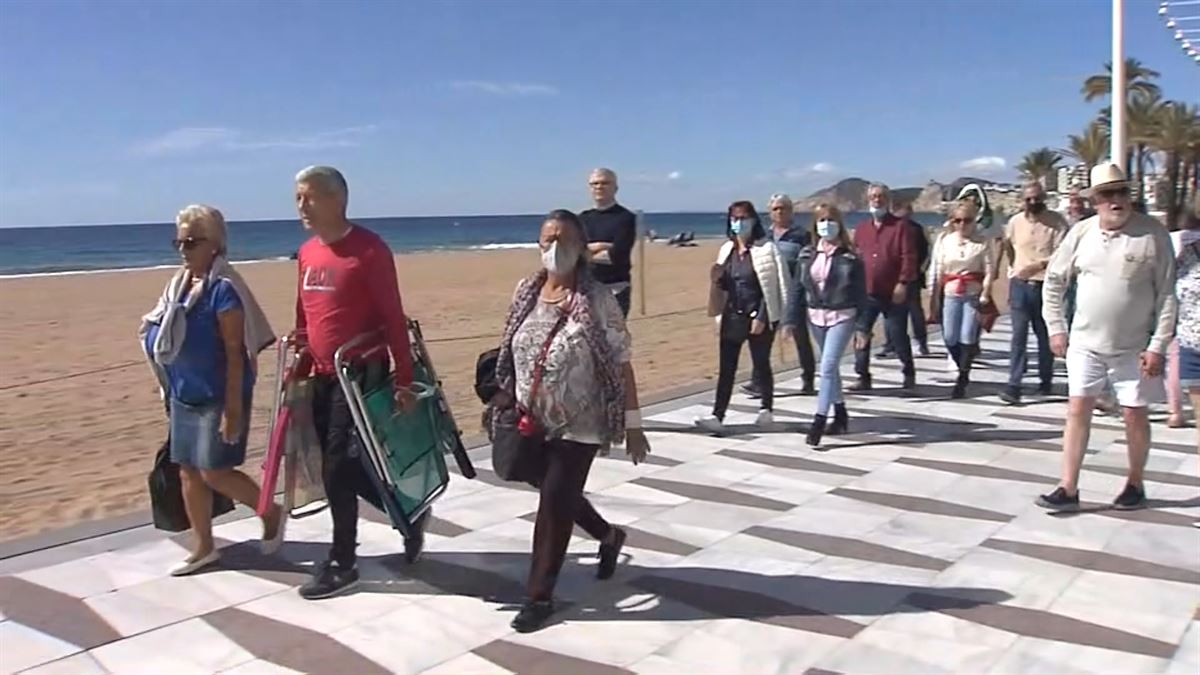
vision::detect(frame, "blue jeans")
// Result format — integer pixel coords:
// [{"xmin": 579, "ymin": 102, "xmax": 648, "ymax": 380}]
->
[
  {"xmin": 809, "ymin": 319, "xmax": 855, "ymax": 416},
  {"xmin": 942, "ymin": 293, "xmax": 981, "ymax": 347},
  {"xmin": 1008, "ymin": 278, "xmax": 1054, "ymax": 392}
]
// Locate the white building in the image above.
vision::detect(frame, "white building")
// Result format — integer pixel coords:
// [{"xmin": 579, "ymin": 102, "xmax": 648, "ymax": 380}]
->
[{"xmin": 1057, "ymin": 164, "xmax": 1089, "ymax": 192}]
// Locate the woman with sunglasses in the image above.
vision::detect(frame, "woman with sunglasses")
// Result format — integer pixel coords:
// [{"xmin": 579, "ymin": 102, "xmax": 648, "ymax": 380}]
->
[
  {"xmin": 138, "ymin": 205, "xmax": 283, "ymax": 575},
  {"xmin": 782, "ymin": 204, "xmax": 865, "ymax": 448},
  {"xmin": 696, "ymin": 201, "xmax": 791, "ymax": 433},
  {"xmin": 927, "ymin": 201, "xmax": 996, "ymax": 398}
]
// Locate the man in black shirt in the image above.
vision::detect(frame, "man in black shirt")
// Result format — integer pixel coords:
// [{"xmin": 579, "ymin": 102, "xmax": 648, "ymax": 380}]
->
[{"xmin": 580, "ymin": 168, "xmax": 638, "ymax": 317}]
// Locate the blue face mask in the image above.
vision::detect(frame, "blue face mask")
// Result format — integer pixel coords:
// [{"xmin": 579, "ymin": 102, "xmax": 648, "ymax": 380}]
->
[
  {"xmin": 816, "ymin": 219, "xmax": 840, "ymax": 240},
  {"xmin": 730, "ymin": 218, "xmax": 755, "ymax": 238},
  {"xmin": 869, "ymin": 206, "xmax": 887, "ymax": 220}
]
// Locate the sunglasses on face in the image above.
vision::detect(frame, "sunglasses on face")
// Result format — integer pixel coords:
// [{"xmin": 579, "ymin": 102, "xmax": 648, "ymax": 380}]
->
[
  {"xmin": 1096, "ymin": 188, "xmax": 1130, "ymax": 200},
  {"xmin": 173, "ymin": 236, "xmax": 207, "ymax": 251}
]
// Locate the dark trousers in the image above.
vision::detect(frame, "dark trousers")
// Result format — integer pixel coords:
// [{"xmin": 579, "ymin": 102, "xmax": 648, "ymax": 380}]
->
[
  {"xmin": 855, "ymin": 296, "xmax": 915, "ymax": 380},
  {"xmin": 312, "ymin": 365, "xmax": 388, "ymax": 569},
  {"xmin": 614, "ymin": 287, "xmax": 632, "ymax": 318},
  {"xmin": 1008, "ymin": 278, "xmax": 1054, "ymax": 391},
  {"xmin": 527, "ymin": 439, "xmax": 609, "ymax": 602},
  {"xmin": 714, "ymin": 324, "xmax": 775, "ymax": 418},
  {"xmin": 749, "ymin": 318, "xmax": 814, "ymax": 388},
  {"xmin": 882, "ymin": 284, "xmax": 928, "ymax": 350}
]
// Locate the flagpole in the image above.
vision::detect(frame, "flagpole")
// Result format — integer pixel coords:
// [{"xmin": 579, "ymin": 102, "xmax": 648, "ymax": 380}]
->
[{"xmin": 1112, "ymin": 0, "xmax": 1127, "ymax": 167}]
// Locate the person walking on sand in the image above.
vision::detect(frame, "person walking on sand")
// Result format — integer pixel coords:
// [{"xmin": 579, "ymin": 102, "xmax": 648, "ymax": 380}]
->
[
  {"xmin": 580, "ymin": 168, "xmax": 638, "ymax": 318},
  {"xmin": 1037, "ymin": 164, "xmax": 1177, "ymax": 512},
  {"xmin": 743, "ymin": 193, "xmax": 816, "ymax": 398},
  {"xmin": 695, "ymin": 201, "xmax": 791, "ymax": 433},
  {"xmin": 999, "ymin": 181, "xmax": 1068, "ymax": 405},
  {"xmin": 290, "ymin": 165, "xmax": 429, "ymax": 600},
  {"xmin": 139, "ymin": 205, "xmax": 282, "ymax": 576},
  {"xmin": 849, "ymin": 183, "xmax": 919, "ymax": 391},
  {"xmin": 782, "ymin": 204, "xmax": 866, "ymax": 448}
]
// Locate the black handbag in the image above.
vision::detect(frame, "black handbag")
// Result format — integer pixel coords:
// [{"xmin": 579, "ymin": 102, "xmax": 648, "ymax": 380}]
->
[
  {"xmin": 149, "ymin": 435, "xmax": 236, "ymax": 532},
  {"xmin": 489, "ymin": 304, "xmax": 571, "ymax": 482},
  {"xmin": 721, "ymin": 311, "xmax": 753, "ymax": 342}
]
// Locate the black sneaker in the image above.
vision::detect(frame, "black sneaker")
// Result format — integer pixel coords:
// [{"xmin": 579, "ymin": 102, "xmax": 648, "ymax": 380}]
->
[
  {"xmin": 299, "ymin": 561, "xmax": 360, "ymax": 600},
  {"xmin": 847, "ymin": 378, "xmax": 872, "ymax": 392},
  {"xmin": 1037, "ymin": 382, "xmax": 1054, "ymax": 397},
  {"xmin": 511, "ymin": 600, "xmax": 556, "ymax": 633},
  {"xmin": 404, "ymin": 509, "xmax": 430, "ymax": 564},
  {"xmin": 999, "ymin": 389, "xmax": 1021, "ymax": 405},
  {"xmin": 918, "ymin": 344, "xmax": 932, "ymax": 357},
  {"xmin": 902, "ymin": 373, "xmax": 917, "ymax": 390},
  {"xmin": 799, "ymin": 379, "xmax": 816, "ymax": 396},
  {"xmin": 740, "ymin": 383, "xmax": 762, "ymax": 399},
  {"xmin": 1036, "ymin": 487, "xmax": 1080, "ymax": 512},
  {"xmin": 876, "ymin": 347, "xmax": 895, "ymax": 359},
  {"xmin": 1112, "ymin": 483, "xmax": 1147, "ymax": 511},
  {"xmin": 597, "ymin": 527, "xmax": 626, "ymax": 580}
]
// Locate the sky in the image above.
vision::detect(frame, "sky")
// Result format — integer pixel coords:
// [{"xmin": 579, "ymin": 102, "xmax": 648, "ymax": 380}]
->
[{"xmin": 0, "ymin": 0, "xmax": 1198, "ymax": 227}]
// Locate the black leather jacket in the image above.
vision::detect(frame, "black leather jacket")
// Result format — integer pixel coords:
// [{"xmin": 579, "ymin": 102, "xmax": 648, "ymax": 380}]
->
[{"xmin": 783, "ymin": 244, "xmax": 867, "ymax": 326}]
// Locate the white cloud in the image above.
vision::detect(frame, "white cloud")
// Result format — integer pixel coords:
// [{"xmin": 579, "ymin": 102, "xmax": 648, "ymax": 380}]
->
[
  {"xmin": 959, "ymin": 156, "xmax": 1007, "ymax": 173},
  {"xmin": 772, "ymin": 163, "xmax": 838, "ymax": 181},
  {"xmin": 626, "ymin": 170, "xmax": 683, "ymax": 185},
  {"xmin": 133, "ymin": 125, "xmax": 377, "ymax": 157},
  {"xmin": 449, "ymin": 80, "xmax": 559, "ymax": 96},
  {"xmin": 810, "ymin": 162, "xmax": 836, "ymax": 173},
  {"xmin": 666, "ymin": 170, "xmax": 682, "ymax": 181}
]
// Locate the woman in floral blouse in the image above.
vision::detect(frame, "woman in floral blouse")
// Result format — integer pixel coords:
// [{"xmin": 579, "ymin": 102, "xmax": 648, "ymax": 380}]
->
[
  {"xmin": 1170, "ymin": 199, "xmax": 1200, "ymax": 531},
  {"xmin": 493, "ymin": 209, "xmax": 651, "ymax": 632}
]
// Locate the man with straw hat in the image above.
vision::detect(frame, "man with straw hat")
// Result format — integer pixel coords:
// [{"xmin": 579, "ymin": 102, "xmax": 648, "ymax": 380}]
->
[{"xmin": 1038, "ymin": 163, "xmax": 1177, "ymax": 512}]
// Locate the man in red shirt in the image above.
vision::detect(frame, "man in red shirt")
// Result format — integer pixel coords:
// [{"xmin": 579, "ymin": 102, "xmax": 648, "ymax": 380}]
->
[
  {"xmin": 291, "ymin": 165, "xmax": 426, "ymax": 600},
  {"xmin": 851, "ymin": 183, "xmax": 919, "ymax": 390}
]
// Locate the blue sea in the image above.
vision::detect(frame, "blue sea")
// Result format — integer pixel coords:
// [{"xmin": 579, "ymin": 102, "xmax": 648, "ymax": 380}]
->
[{"xmin": 0, "ymin": 211, "xmax": 945, "ymax": 277}]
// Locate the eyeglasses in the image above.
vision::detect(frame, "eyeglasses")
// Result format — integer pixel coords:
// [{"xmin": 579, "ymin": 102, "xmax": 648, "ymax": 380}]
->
[
  {"xmin": 173, "ymin": 236, "xmax": 207, "ymax": 251},
  {"xmin": 1096, "ymin": 188, "xmax": 1130, "ymax": 200},
  {"xmin": 770, "ymin": 206, "xmax": 788, "ymax": 212},
  {"xmin": 589, "ymin": 181, "xmax": 613, "ymax": 187}
]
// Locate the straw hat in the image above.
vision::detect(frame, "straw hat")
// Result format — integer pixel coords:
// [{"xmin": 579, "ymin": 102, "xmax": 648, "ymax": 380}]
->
[{"xmin": 1085, "ymin": 162, "xmax": 1131, "ymax": 196}]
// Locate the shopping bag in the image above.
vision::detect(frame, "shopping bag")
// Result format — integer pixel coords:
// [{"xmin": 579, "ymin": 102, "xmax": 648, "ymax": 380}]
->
[{"xmin": 149, "ymin": 435, "xmax": 235, "ymax": 532}]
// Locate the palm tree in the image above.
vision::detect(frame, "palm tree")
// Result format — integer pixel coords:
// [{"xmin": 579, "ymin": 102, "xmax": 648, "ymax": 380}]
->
[
  {"xmin": 1128, "ymin": 91, "xmax": 1166, "ymax": 204},
  {"xmin": 1082, "ymin": 58, "xmax": 1161, "ymax": 103},
  {"xmin": 1063, "ymin": 122, "xmax": 1110, "ymax": 172},
  {"xmin": 1146, "ymin": 102, "xmax": 1200, "ymax": 226},
  {"xmin": 1017, "ymin": 148, "xmax": 1063, "ymax": 187}
]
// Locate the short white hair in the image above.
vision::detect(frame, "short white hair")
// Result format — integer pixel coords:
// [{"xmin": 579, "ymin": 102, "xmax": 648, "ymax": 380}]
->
[
  {"xmin": 590, "ymin": 167, "xmax": 618, "ymax": 185},
  {"xmin": 768, "ymin": 193, "xmax": 793, "ymax": 209},
  {"xmin": 295, "ymin": 165, "xmax": 349, "ymax": 201},
  {"xmin": 176, "ymin": 204, "xmax": 227, "ymax": 254}
]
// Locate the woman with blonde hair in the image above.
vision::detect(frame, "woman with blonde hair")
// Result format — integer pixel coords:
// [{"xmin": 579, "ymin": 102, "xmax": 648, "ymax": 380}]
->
[
  {"xmin": 782, "ymin": 204, "xmax": 866, "ymax": 448},
  {"xmin": 927, "ymin": 201, "xmax": 997, "ymax": 398},
  {"xmin": 139, "ymin": 205, "xmax": 283, "ymax": 575}
]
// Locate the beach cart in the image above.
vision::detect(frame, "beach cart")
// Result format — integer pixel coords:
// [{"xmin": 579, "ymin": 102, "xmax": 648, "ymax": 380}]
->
[{"xmin": 332, "ymin": 320, "xmax": 476, "ymax": 538}]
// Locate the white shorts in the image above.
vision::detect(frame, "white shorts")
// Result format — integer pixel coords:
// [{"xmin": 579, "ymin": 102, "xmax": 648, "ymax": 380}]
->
[{"xmin": 1066, "ymin": 346, "xmax": 1165, "ymax": 408}]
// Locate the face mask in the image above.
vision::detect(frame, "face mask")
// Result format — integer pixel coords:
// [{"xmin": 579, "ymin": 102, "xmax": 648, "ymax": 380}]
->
[
  {"xmin": 869, "ymin": 206, "xmax": 887, "ymax": 220},
  {"xmin": 816, "ymin": 219, "xmax": 840, "ymax": 240},
  {"xmin": 1026, "ymin": 200, "xmax": 1046, "ymax": 215},
  {"xmin": 541, "ymin": 241, "xmax": 576, "ymax": 274},
  {"xmin": 729, "ymin": 218, "xmax": 744, "ymax": 236}
]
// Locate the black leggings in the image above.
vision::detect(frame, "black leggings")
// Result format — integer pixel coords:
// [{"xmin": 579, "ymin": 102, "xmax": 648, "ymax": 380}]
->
[{"xmin": 713, "ymin": 325, "xmax": 775, "ymax": 419}]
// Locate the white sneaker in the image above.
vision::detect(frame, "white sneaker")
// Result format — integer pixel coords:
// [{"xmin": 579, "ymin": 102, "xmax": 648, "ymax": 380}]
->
[
  {"xmin": 694, "ymin": 415, "xmax": 724, "ymax": 434},
  {"xmin": 946, "ymin": 354, "xmax": 957, "ymax": 373},
  {"xmin": 755, "ymin": 410, "xmax": 774, "ymax": 428}
]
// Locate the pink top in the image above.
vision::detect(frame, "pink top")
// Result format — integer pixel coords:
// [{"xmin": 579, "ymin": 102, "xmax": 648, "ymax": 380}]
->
[{"xmin": 807, "ymin": 240, "xmax": 856, "ymax": 328}]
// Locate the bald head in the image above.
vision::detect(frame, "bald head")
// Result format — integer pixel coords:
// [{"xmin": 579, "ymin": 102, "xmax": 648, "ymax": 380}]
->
[{"xmin": 589, "ymin": 168, "xmax": 618, "ymax": 208}]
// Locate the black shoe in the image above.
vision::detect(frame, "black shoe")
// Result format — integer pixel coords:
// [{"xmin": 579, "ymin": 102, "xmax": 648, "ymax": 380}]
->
[
  {"xmin": 876, "ymin": 347, "xmax": 895, "ymax": 359},
  {"xmin": 847, "ymin": 378, "xmax": 872, "ymax": 392},
  {"xmin": 951, "ymin": 371, "xmax": 969, "ymax": 399},
  {"xmin": 1112, "ymin": 483, "xmax": 1147, "ymax": 510},
  {"xmin": 806, "ymin": 414, "xmax": 828, "ymax": 449},
  {"xmin": 1038, "ymin": 382, "xmax": 1054, "ymax": 396},
  {"xmin": 740, "ymin": 383, "xmax": 762, "ymax": 399},
  {"xmin": 918, "ymin": 344, "xmax": 932, "ymax": 357},
  {"xmin": 902, "ymin": 373, "xmax": 917, "ymax": 390},
  {"xmin": 828, "ymin": 404, "xmax": 849, "ymax": 436},
  {"xmin": 511, "ymin": 600, "xmax": 556, "ymax": 633},
  {"xmin": 403, "ymin": 509, "xmax": 430, "ymax": 564},
  {"xmin": 299, "ymin": 561, "xmax": 360, "ymax": 600},
  {"xmin": 799, "ymin": 378, "xmax": 816, "ymax": 396},
  {"xmin": 597, "ymin": 527, "xmax": 626, "ymax": 580},
  {"xmin": 1036, "ymin": 487, "xmax": 1080, "ymax": 512},
  {"xmin": 999, "ymin": 389, "xmax": 1021, "ymax": 405}
]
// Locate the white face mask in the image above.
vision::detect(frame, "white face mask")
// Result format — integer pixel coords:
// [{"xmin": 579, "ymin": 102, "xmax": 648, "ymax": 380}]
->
[
  {"xmin": 816, "ymin": 219, "xmax": 840, "ymax": 240},
  {"xmin": 541, "ymin": 241, "xmax": 576, "ymax": 275}
]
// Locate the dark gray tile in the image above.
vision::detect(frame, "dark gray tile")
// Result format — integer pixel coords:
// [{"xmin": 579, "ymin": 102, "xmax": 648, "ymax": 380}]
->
[
  {"xmin": 1086, "ymin": 463, "xmax": 1200, "ymax": 487},
  {"xmin": 906, "ymin": 592, "xmax": 1178, "ymax": 658},
  {"xmin": 829, "ymin": 488, "xmax": 1012, "ymax": 522},
  {"xmin": 981, "ymin": 538, "xmax": 1200, "ymax": 585},
  {"xmin": 804, "ymin": 669, "xmax": 843, "ymax": 675},
  {"xmin": 630, "ymin": 574, "xmax": 865, "ymax": 638},
  {"xmin": 0, "ymin": 575, "xmax": 121, "ymax": 649},
  {"xmin": 204, "ymin": 606, "xmax": 392, "ymax": 675},
  {"xmin": 632, "ymin": 477, "xmax": 795, "ymax": 512},
  {"xmin": 515, "ymin": 514, "xmax": 700, "ymax": 557},
  {"xmin": 473, "ymin": 468, "xmax": 538, "ymax": 492},
  {"xmin": 474, "ymin": 639, "xmax": 634, "ymax": 675},
  {"xmin": 745, "ymin": 526, "xmax": 952, "ymax": 571},
  {"xmin": 1084, "ymin": 502, "xmax": 1200, "ymax": 529},
  {"xmin": 718, "ymin": 449, "xmax": 867, "ymax": 476},
  {"xmin": 895, "ymin": 457, "xmax": 1047, "ymax": 484}
]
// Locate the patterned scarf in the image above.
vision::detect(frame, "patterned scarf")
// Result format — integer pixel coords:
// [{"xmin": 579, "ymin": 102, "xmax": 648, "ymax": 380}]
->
[{"xmin": 494, "ymin": 268, "xmax": 627, "ymax": 445}]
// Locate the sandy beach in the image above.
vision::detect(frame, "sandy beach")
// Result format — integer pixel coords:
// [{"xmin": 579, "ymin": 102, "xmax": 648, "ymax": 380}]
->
[{"xmin": 0, "ymin": 236, "xmax": 1014, "ymax": 542}]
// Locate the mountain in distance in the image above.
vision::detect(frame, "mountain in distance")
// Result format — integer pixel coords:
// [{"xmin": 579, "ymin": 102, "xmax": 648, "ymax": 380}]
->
[{"xmin": 795, "ymin": 176, "xmax": 1007, "ymax": 213}]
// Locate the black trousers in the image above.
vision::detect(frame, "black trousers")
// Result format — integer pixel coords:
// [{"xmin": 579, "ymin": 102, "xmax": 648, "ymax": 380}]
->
[
  {"xmin": 714, "ymin": 324, "xmax": 775, "ymax": 418},
  {"xmin": 882, "ymin": 283, "xmax": 928, "ymax": 350},
  {"xmin": 527, "ymin": 439, "xmax": 609, "ymax": 602},
  {"xmin": 614, "ymin": 288, "xmax": 632, "ymax": 318},
  {"xmin": 854, "ymin": 296, "xmax": 915, "ymax": 380},
  {"xmin": 312, "ymin": 363, "xmax": 390, "ymax": 569},
  {"xmin": 752, "ymin": 318, "xmax": 815, "ymax": 386}
]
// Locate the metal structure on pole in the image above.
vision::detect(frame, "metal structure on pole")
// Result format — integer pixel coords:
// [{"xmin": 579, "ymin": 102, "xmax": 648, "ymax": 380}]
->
[
  {"xmin": 1112, "ymin": 0, "xmax": 1127, "ymax": 166},
  {"xmin": 1160, "ymin": 1, "xmax": 1200, "ymax": 63}
]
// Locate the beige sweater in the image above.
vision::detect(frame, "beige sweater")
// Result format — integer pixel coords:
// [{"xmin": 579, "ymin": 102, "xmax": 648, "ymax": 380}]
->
[{"xmin": 1042, "ymin": 213, "xmax": 1177, "ymax": 355}]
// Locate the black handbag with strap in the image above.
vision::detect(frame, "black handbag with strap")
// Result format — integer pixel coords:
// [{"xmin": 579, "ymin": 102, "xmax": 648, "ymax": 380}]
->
[{"xmin": 149, "ymin": 434, "xmax": 235, "ymax": 532}]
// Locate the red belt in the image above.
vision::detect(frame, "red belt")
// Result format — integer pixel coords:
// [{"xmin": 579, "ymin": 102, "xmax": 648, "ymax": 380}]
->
[{"xmin": 943, "ymin": 272, "xmax": 983, "ymax": 295}]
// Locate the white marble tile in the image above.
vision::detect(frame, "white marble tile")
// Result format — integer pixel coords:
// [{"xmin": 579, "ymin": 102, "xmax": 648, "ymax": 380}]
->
[
  {"xmin": 236, "ymin": 586, "xmax": 414, "ymax": 636},
  {"xmin": 840, "ymin": 462, "xmax": 970, "ymax": 498},
  {"xmin": 647, "ymin": 501, "xmax": 784, "ymax": 536},
  {"xmin": 420, "ymin": 652, "xmax": 513, "ymax": 675},
  {"xmin": 429, "ymin": 488, "xmax": 540, "ymax": 531},
  {"xmin": 17, "ymin": 651, "xmax": 108, "ymax": 675},
  {"xmin": 594, "ymin": 482, "xmax": 691, "ymax": 507},
  {"xmin": 986, "ymin": 636, "xmax": 1171, "ymax": 675},
  {"xmin": 332, "ymin": 602, "xmax": 508, "ymax": 674},
  {"xmin": 932, "ymin": 548, "xmax": 1082, "ymax": 610},
  {"xmin": 1164, "ymin": 620, "xmax": 1200, "ymax": 675},
  {"xmin": 84, "ymin": 584, "xmax": 198, "ymax": 637},
  {"xmin": 0, "ymin": 622, "xmax": 80, "ymax": 675},
  {"xmin": 119, "ymin": 570, "xmax": 288, "ymax": 619},
  {"xmin": 841, "ymin": 625, "xmax": 1008, "ymax": 673},
  {"xmin": 90, "ymin": 619, "xmax": 254, "ymax": 675},
  {"xmin": 703, "ymin": 532, "xmax": 826, "ymax": 567},
  {"xmin": 1102, "ymin": 521, "xmax": 1200, "ymax": 571},
  {"xmin": 1050, "ymin": 570, "xmax": 1200, "ymax": 641},
  {"xmin": 756, "ymin": 504, "xmax": 898, "ymax": 539},
  {"xmin": 15, "ymin": 557, "xmax": 120, "ymax": 599},
  {"xmin": 217, "ymin": 659, "xmax": 303, "ymax": 675},
  {"xmin": 642, "ymin": 618, "xmax": 847, "ymax": 675},
  {"xmin": 865, "ymin": 604, "xmax": 1022, "ymax": 650},
  {"xmin": 643, "ymin": 455, "xmax": 770, "ymax": 488}
]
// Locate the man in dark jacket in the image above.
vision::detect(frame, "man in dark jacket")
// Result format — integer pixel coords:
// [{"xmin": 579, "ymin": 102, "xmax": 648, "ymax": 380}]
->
[
  {"xmin": 851, "ymin": 184, "xmax": 919, "ymax": 390},
  {"xmin": 877, "ymin": 203, "xmax": 931, "ymax": 358},
  {"xmin": 743, "ymin": 193, "xmax": 816, "ymax": 397},
  {"xmin": 580, "ymin": 168, "xmax": 638, "ymax": 317}
]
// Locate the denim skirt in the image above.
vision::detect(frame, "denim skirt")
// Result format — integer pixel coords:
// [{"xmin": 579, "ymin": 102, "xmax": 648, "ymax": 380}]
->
[
  {"xmin": 169, "ymin": 397, "xmax": 252, "ymax": 470},
  {"xmin": 1180, "ymin": 345, "xmax": 1200, "ymax": 389}
]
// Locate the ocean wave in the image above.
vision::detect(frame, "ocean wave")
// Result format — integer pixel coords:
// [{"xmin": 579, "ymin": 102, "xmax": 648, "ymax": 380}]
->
[
  {"xmin": 0, "ymin": 256, "xmax": 291, "ymax": 280},
  {"xmin": 469, "ymin": 243, "xmax": 541, "ymax": 251}
]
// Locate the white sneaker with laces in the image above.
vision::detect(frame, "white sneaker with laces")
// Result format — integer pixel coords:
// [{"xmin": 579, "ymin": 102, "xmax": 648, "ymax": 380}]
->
[
  {"xmin": 756, "ymin": 410, "xmax": 774, "ymax": 428},
  {"xmin": 694, "ymin": 415, "xmax": 724, "ymax": 434}
]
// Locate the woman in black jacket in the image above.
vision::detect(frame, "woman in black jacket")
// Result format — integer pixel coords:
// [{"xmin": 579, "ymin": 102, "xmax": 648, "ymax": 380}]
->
[{"xmin": 782, "ymin": 204, "xmax": 867, "ymax": 448}]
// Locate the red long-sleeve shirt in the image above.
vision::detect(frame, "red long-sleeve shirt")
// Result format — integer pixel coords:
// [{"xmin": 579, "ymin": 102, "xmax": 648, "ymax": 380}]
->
[
  {"xmin": 295, "ymin": 225, "xmax": 414, "ymax": 387},
  {"xmin": 853, "ymin": 214, "xmax": 918, "ymax": 299}
]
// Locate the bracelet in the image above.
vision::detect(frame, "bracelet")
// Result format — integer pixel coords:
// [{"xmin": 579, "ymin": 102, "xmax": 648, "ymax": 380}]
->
[{"xmin": 625, "ymin": 410, "xmax": 643, "ymax": 430}]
